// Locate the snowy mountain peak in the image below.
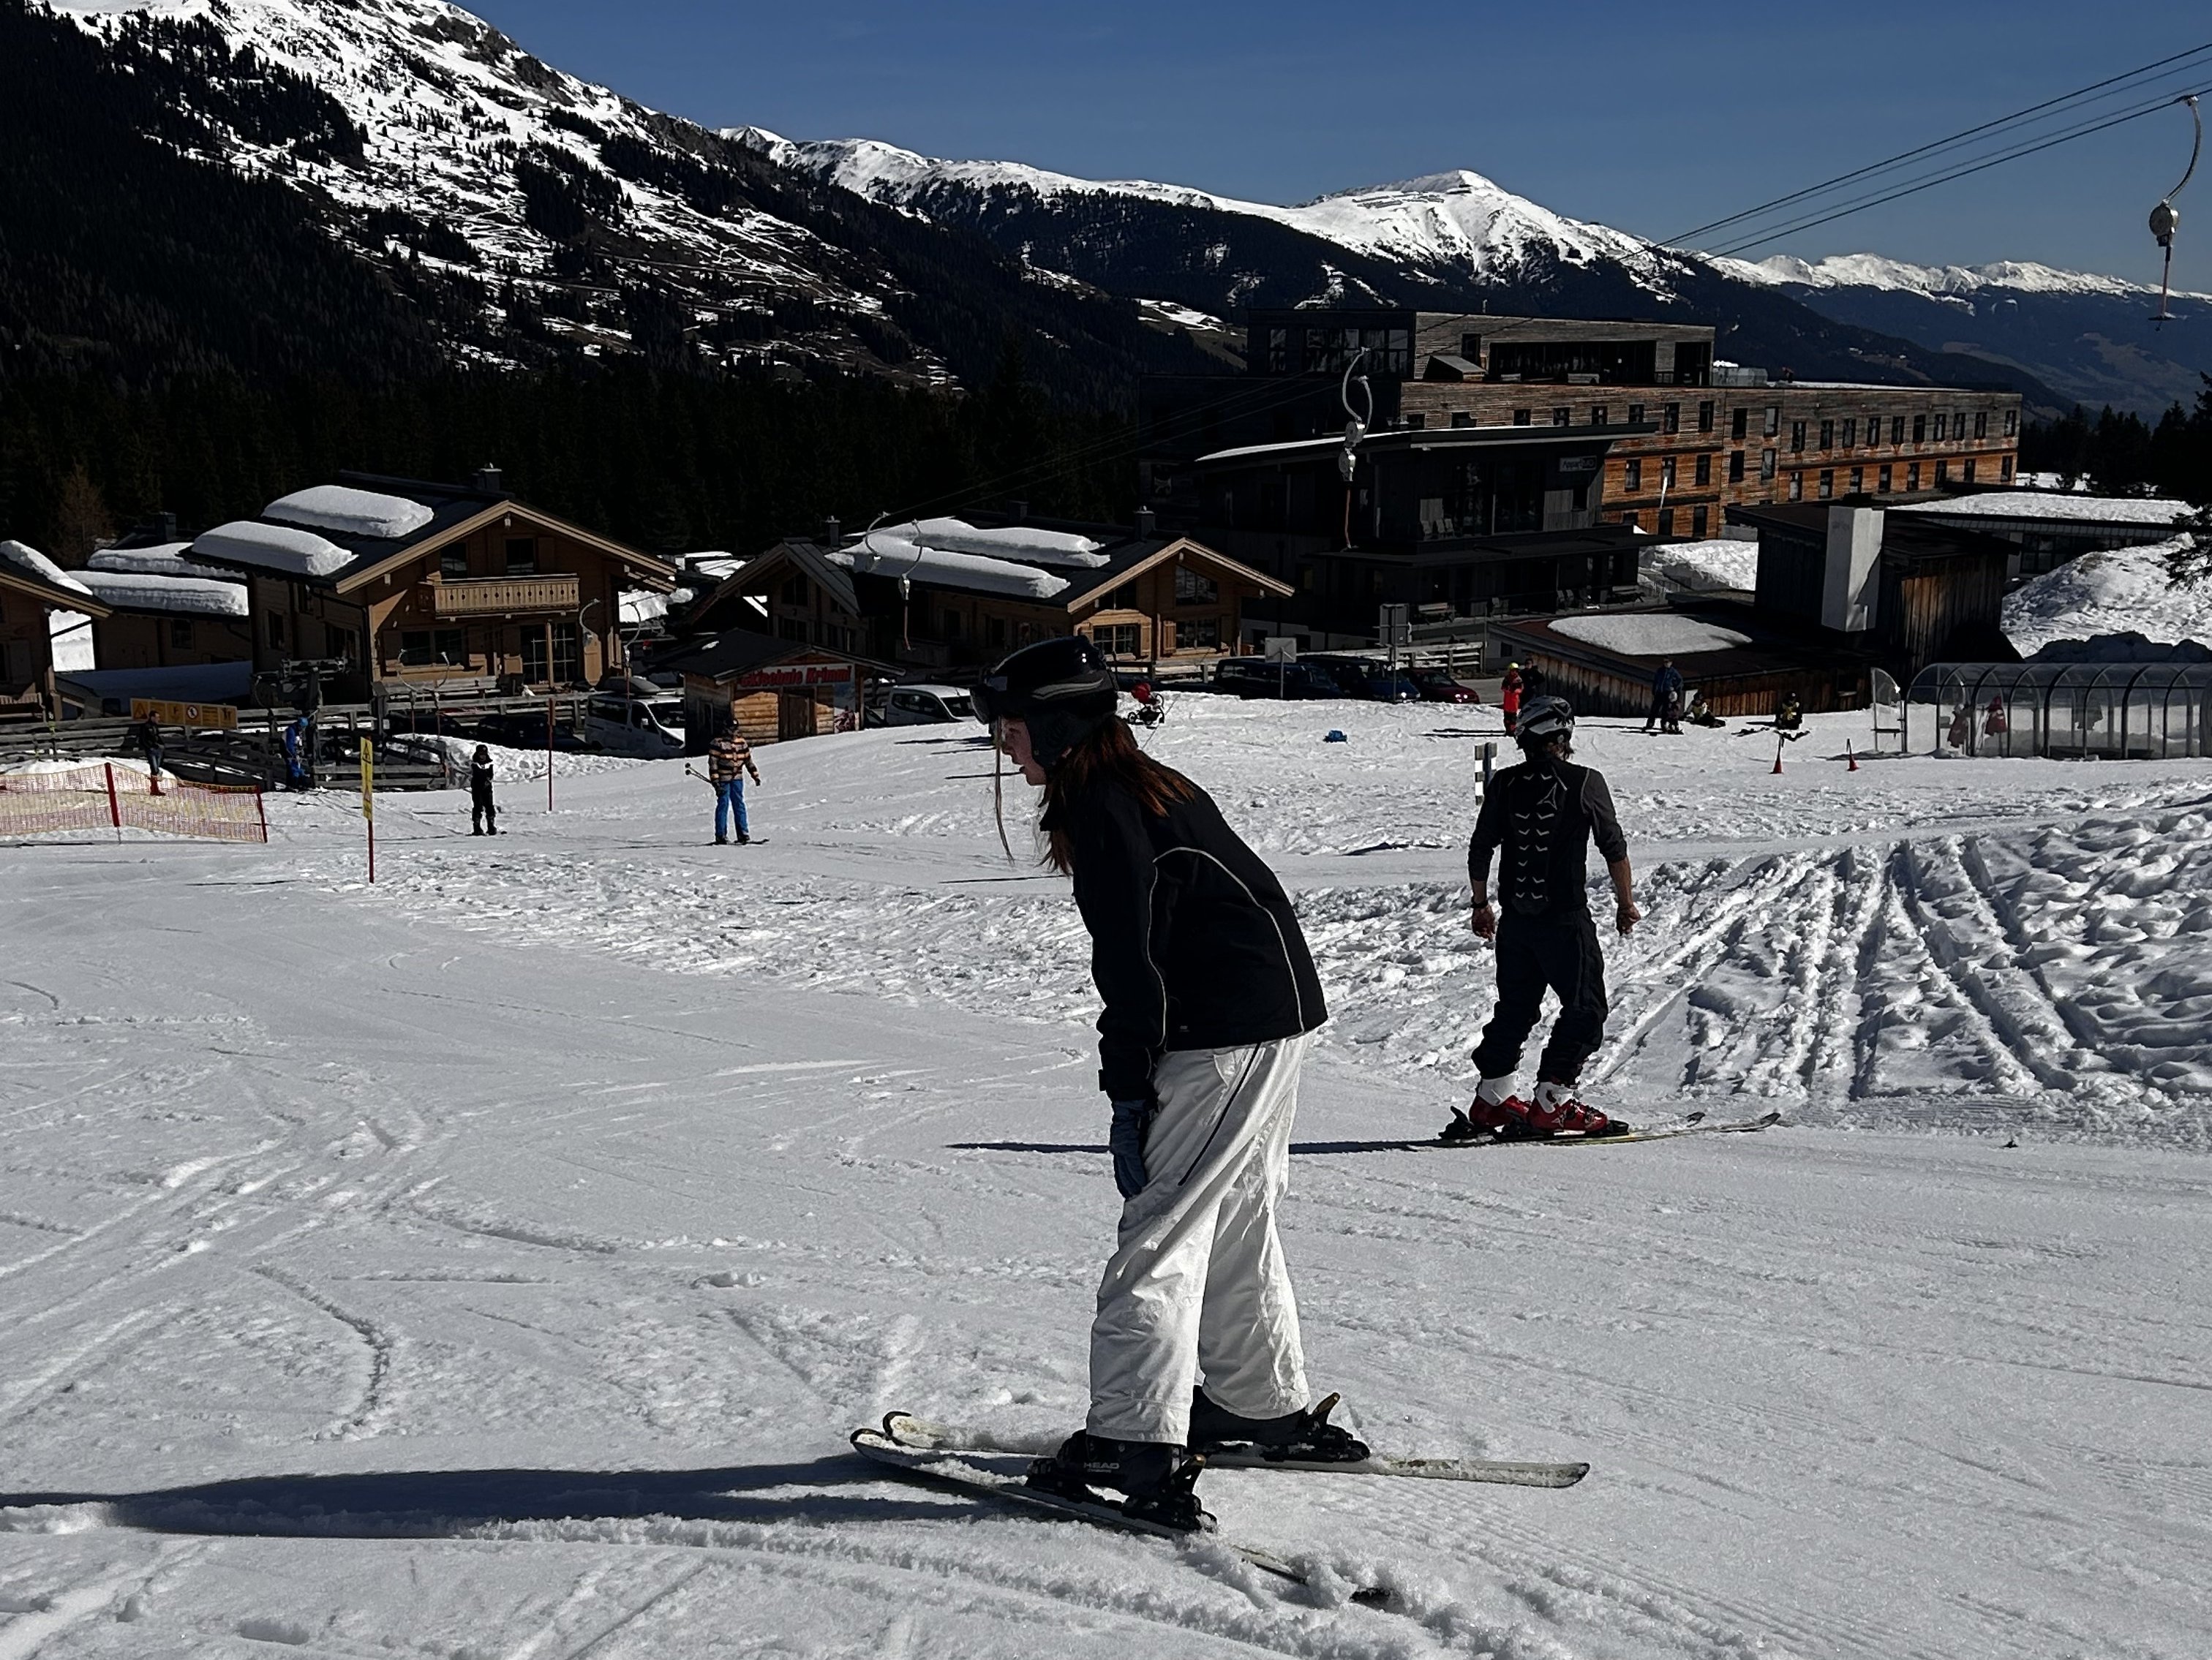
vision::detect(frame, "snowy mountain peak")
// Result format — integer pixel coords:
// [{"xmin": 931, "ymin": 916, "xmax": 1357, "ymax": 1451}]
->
[{"xmin": 1718, "ymin": 250, "xmax": 2208, "ymax": 303}]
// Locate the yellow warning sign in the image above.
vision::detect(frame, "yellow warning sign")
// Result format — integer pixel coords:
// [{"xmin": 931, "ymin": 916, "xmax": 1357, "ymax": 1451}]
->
[{"xmin": 129, "ymin": 698, "xmax": 238, "ymax": 730}]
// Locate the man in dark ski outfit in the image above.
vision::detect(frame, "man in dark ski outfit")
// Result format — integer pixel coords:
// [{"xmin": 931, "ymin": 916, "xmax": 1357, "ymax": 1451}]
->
[
  {"xmin": 468, "ymin": 744, "xmax": 499, "ymax": 835},
  {"xmin": 1446, "ymin": 695, "xmax": 1641, "ymax": 1140},
  {"xmin": 1644, "ymin": 658, "xmax": 1683, "ymax": 734},
  {"xmin": 972, "ymin": 634, "xmax": 1366, "ymax": 1532}
]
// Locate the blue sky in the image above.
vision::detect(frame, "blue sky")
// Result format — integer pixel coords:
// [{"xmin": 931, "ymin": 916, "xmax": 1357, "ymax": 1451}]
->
[{"xmin": 473, "ymin": 1, "xmax": 2211, "ymax": 280}]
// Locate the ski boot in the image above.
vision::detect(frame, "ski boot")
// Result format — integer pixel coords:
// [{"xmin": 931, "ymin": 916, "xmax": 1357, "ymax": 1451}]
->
[
  {"xmin": 1518, "ymin": 1089, "xmax": 1622, "ymax": 1138},
  {"xmin": 1441, "ymin": 1094, "xmax": 1527, "ymax": 1143},
  {"xmin": 1028, "ymin": 1432, "xmax": 1212, "ymax": 1532},
  {"xmin": 1187, "ymin": 1389, "xmax": 1371, "ymax": 1463}
]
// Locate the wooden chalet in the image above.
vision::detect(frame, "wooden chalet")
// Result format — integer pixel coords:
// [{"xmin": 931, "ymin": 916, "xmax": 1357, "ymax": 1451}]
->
[
  {"xmin": 0, "ymin": 542, "xmax": 111, "ymax": 720},
  {"xmin": 654, "ymin": 630, "xmax": 892, "ymax": 750},
  {"xmin": 682, "ymin": 521, "xmax": 1292, "ymax": 679},
  {"xmin": 182, "ymin": 470, "xmax": 677, "ymax": 702},
  {"xmin": 75, "ymin": 542, "xmax": 255, "ymax": 673}
]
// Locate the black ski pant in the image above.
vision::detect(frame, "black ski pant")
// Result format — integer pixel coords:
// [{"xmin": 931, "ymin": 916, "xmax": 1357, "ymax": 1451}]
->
[
  {"xmin": 1471, "ymin": 908, "xmax": 1609, "ymax": 1085},
  {"xmin": 471, "ymin": 789, "xmax": 497, "ymax": 834}
]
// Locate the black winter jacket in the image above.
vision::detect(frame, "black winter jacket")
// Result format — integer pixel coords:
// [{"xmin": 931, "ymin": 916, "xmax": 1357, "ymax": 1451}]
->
[
  {"xmin": 1468, "ymin": 757, "xmax": 1627, "ymax": 919},
  {"xmin": 1047, "ymin": 777, "xmax": 1328, "ymax": 1101}
]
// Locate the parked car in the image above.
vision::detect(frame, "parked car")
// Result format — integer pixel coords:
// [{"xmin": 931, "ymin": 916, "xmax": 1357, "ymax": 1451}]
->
[
  {"xmin": 470, "ymin": 710, "xmax": 595, "ymax": 752},
  {"xmin": 584, "ymin": 693, "xmax": 685, "ymax": 757},
  {"xmin": 1211, "ymin": 657, "xmax": 1333, "ymax": 700},
  {"xmin": 1304, "ymin": 655, "xmax": 1421, "ymax": 703},
  {"xmin": 882, "ymin": 684, "xmax": 974, "ymax": 725},
  {"xmin": 1408, "ymin": 667, "xmax": 1479, "ymax": 704}
]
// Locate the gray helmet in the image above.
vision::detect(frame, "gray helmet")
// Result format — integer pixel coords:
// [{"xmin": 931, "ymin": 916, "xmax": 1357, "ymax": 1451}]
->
[
  {"xmin": 971, "ymin": 634, "xmax": 1118, "ymax": 771},
  {"xmin": 1515, "ymin": 693, "xmax": 1575, "ymax": 749}
]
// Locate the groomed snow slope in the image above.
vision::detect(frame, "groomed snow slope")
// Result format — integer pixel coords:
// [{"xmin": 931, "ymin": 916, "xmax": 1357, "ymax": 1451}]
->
[{"xmin": 2, "ymin": 701, "xmax": 2208, "ymax": 1657}]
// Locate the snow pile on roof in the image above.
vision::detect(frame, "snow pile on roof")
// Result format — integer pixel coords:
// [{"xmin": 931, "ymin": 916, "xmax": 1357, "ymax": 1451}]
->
[
  {"xmin": 75, "ymin": 572, "xmax": 252, "ymax": 619},
  {"xmin": 1641, "ymin": 537, "xmax": 1760, "ymax": 594},
  {"xmin": 48, "ymin": 610, "xmax": 94, "ymax": 674},
  {"xmin": 1898, "ymin": 491, "xmax": 2194, "ymax": 527},
  {"xmin": 0, "ymin": 539, "xmax": 94, "ymax": 597},
  {"xmin": 264, "ymin": 484, "xmax": 435, "ymax": 540},
  {"xmin": 189, "ymin": 520, "xmax": 353, "ymax": 580},
  {"xmin": 86, "ymin": 542, "xmax": 203, "ymax": 577},
  {"xmin": 886, "ymin": 518, "xmax": 1107, "ymax": 570},
  {"xmin": 620, "ymin": 589, "xmax": 669, "ymax": 626},
  {"xmin": 2003, "ymin": 536, "xmax": 2212, "ymax": 655},
  {"xmin": 838, "ymin": 536, "xmax": 1069, "ymax": 600},
  {"xmin": 1551, "ymin": 612, "xmax": 1754, "ymax": 656}
]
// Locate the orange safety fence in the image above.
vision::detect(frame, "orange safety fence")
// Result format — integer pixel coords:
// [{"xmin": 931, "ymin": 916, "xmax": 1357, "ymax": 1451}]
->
[{"xmin": 0, "ymin": 763, "xmax": 268, "ymax": 844}]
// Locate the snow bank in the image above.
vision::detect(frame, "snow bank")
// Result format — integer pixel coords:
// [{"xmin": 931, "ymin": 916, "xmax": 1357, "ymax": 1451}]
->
[
  {"xmin": 1551, "ymin": 612, "xmax": 1753, "ymax": 655},
  {"xmin": 1641, "ymin": 537, "xmax": 1760, "ymax": 593},
  {"xmin": 887, "ymin": 518, "xmax": 1107, "ymax": 569},
  {"xmin": 840, "ymin": 536, "xmax": 1069, "ymax": 600},
  {"xmin": 189, "ymin": 520, "xmax": 353, "ymax": 580},
  {"xmin": 264, "ymin": 484, "xmax": 435, "ymax": 540},
  {"xmin": 2003, "ymin": 536, "xmax": 2212, "ymax": 655},
  {"xmin": 75, "ymin": 571, "xmax": 251, "ymax": 618},
  {"xmin": 0, "ymin": 538, "xmax": 94, "ymax": 597},
  {"xmin": 1898, "ymin": 491, "xmax": 2194, "ymax": 526},
  {"xmin": 86, "ymin": 541, "xmax": 200, "ymax": 576}
]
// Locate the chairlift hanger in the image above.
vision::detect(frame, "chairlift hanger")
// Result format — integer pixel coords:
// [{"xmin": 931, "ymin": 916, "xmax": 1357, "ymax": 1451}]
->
[{"xmin": 2151, "ymin": 94, "xmax": 2201, "ymax": 325}]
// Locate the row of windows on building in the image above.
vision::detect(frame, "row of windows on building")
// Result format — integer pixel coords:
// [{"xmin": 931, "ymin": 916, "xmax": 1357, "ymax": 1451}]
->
[
  {"xmin": 1617, "ymin": 448, "xmax": 2014, "ymax": 502},
  {"xmin": 1412, "ymin": 404, "xmax": 2019, "ymax": 442},
  {"xmin": 437, "ymin": 536, "xmax": 545, "ymax": 580},
  {"xmin": 1783, "ymin": 456, "xmax": 2011, "ymax": 501}
]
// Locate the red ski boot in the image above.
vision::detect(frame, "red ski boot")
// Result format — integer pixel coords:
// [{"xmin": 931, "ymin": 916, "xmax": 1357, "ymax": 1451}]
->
[
  {"xmin": 1442, "ymin": 1095, "xmax": 1531, "ymax": 1142},
  {"xmin": 1518, "ymin": 1091, "xmax": 1623, "ymax": 1138}
]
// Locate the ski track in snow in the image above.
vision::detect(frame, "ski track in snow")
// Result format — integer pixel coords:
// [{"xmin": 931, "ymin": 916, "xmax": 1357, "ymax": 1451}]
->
[{"xmin": 1, "ymin": 699, "xmax": 2208, "ymax": 1656}]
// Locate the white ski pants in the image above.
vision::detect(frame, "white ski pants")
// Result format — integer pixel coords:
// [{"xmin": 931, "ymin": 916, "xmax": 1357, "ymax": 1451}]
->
[{"xmin": 1087, "ymin": 1034, "xmax": 1311, "ymax": 1445}]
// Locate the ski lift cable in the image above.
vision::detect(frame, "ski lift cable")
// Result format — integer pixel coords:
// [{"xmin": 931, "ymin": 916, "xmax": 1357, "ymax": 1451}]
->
[
  {"xmin": 1702, "ymin": 80, "xmax": 2212, "ymax": 259},
  {"xmin": 1663, "ymin": 41, "xmax": 2212, "ymax": 247}
]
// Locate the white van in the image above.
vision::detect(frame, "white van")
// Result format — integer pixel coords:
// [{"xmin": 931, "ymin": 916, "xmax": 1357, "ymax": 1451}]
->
[
  {"xmin": 882, "ymin": 684, "xmax": 974, "ymax": 725},
  {"xmin": 585, "ymin": 693, "xmax": 685, "ymax": 757}
]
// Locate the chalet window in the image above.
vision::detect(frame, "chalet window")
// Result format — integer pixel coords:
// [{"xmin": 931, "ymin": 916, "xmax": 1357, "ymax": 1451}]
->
[
  {"xmin": 1731, "ymin": 407, "xmax": 1748, "ymax": 439},
  {"xmin": 1818, "ymin": 420, "xmax": 1833, "ymax": 449},
  {"xmin": 1728, "ymin": 450, "xmax": 1745, "ymax": 483},
  {"xmin": 1955, "ymin": 409, "xmax": 1967, "ymax": 436},
  {"xmin": 1591, "ymin": 406, "xmax": 1608, "ymax": 426},
  {"xmin": 1760, "ymin": 448, "xmax": 1777, "ymax": 482},
  {"xmin": 268, "ymin": 612, "xmax": 285, "ymax": 647},
  {"xmin": 1788, "ymin": 472, "xmax": 1804, "ymax": 502},
  {"xmin": 170, "ymin": 618, "xmax": 193, "ymax": 649},
  {"xmin": 1698, "ymin": 401, "xmax": 1715, "ymax": 433},
  {"xmin": 778, "ymin": 619, "xmax": 807, "ymax": 642},
  {"xmin": 552, "ymin": 619, "xmax": 582, "ymax": 683},
  {"xmin": 504, "ymin": 536, "xmax": 538, "ymax": 575},
  {"xmin": 1265, "ymin": 328, "xmax": 1289, "ymax": 372},
  {"xmin": 1865, "ymin": 413, "xmax": 1881, "ymax": 446},
  {"xmin": 1663, "ymin": 403, "xmax": 1680, "ymax": 434},
  {"xmin": 1094, "ymin": 623, "xmax": 1142, "ymax": 657},
  {"xmin": 398, "ymin": 628, "xmax": 465, "ymax": 666},
  {"xmin": 522, "ymin": 628, "xmax": 549, "ymax": 683},
  {"xmin": 1878, "ymin": 464, "xmax": 1893, "ymax": 492},
  {"xmin": 1850, "ymin": 467, "xmax": 1864, "ymax": 494},
  {"xmin": 1551, "ymin": 407, "xmax": 1570, "ymax": 426},
  {"xmin": 1658, "ymin": 507, "xmax": 1675, "ymax": 535},
  {"xmin": 1513, "ymin": 409, "xmax": 1531, "ymax": 426},
  {"xmin": 1174, "ymin": 566, "xmax": 1219, "ymax": 605},
  {"xmin": 1818, "ymin": 469, "xmax": 1835, "ymax": 499},
  {"xmin": 1180, "ymin": 616, "xmax": 1220, "ymax": 650},
  {"xmin": 1907, "ymin": 462, "xmax": 1921, "ymax": 491},
  {"xmin": 1964, "ymin": 459, "xmax": 1977, "ymax": 483},
  {"xmin": 441, "ymin": 546, "xmax": 468, "ymax": 580},
  {"xmin": 1628, "ymin": 403, "xmax": 1646, "ymax": 424},
  {"xmin": 987, "ymin": 616, "xmax": 1007, "ymax": 649},
  {"xmin": 2001, "ymin": 456, "xmax": 2014, "ymax": 479},
  {"xmin": 1791, "ymin": 420, "xmax": 1807, "ymax": 453},
  {"xmin": 1891, "ymin": 415, "xmax": 1906, "ymax": 444},
  {"xmin": 1624, "ymin": 458, "xmax": 1643, "ymax": 492},
  {"xmin": 1933, "ymin": 414, "xmax": 1947, "ymax": 442},
  {"xmin": 1404, "ymin": 412, "xmax": 1425, "ymax": 429},
  {"xmin": 1694, "ymin": 453, "xmax": 1712, "ymax": 486},
  {"xmin": 1936, "ymin": 460, "xmax": 1949, "ymax": 483},
  {"xmin": 1841, "ymin": 418, "xmax": 1856, "ymax": 448},
  {"xmin": 1622, "ymin": 511, "xmax": 1640, "ymax": 529},
  {"xmin": 1691, "ymin": 505, "xmax": 1709, "ymax": 537},
  {"xmin": 1660, "ymin": 456, "xmax": 1677, "ymax": 489},
  {"xmin": 1107, "ymin": 581, "xmax": 1138, "ymax": 610},
  {"xmin": 1764, "ymin": 407, "xmax": 1780, "ymax": 437},
  {"xmin": 2004, "ymin": 410, "xmax": 2017, "ymax": 437},
  {"xmin": 1911, "ymin": 415, "xmax": 1926, "ymax": 443},
  {"xmin": 780, "ymin": 573, "xmax": 810, "ymax": 604},
  {"xmin": 1451, "ymin": 410, "xmax": 1475, "ymax": 428},
  {"xmin": 1974, "ymin": 410, "xmax": 1988, "ymax": 439}
]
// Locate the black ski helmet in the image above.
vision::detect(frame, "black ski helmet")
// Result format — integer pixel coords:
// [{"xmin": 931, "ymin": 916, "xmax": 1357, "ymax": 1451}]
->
[
  {"xmin": 1514, "ymin": 693, "xmax": 1575, "ymax": 750},
  {"xmin": 971, "ymin": 635, "xmax": 1118, "ymax": 771}
]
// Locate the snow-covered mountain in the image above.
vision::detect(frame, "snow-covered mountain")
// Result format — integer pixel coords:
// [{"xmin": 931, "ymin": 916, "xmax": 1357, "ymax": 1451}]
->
[{"xmin": 741, "ymin": 131, "xmax": 2201, "ymax": 415}]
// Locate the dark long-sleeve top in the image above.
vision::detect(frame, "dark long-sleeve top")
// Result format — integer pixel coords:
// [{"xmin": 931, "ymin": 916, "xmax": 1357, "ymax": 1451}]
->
[
  {"xmin": 1048, "ymin": 776, "xmax": 1328, "ymax": 1101},
  {"xmin": 1467, "ymin": 758, "xmax": 1628, "ymax": 918},
  {"xmin": 469, "ymin": 758, "xmax": 495, "ymax": 795},
  {"xmin": 1652, "ymin": 665, "xmax": 1684, "ymax": 697}
]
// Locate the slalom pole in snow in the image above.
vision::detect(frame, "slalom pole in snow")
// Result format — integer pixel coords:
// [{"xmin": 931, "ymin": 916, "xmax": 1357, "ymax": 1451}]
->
[
  {"xmin": 1772, "ymin": 736, "xmax": 1785, "ymax": 775},
  {"xmin": 1847, "ymin": 740, "xmax": 1859, "ymax": 771}
]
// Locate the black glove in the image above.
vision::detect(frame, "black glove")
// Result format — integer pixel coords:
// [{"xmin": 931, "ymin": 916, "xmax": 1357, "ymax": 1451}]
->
[{"xmin": 1109, "ymin": 1098, "xmax": 1152, "ymax": 1199}]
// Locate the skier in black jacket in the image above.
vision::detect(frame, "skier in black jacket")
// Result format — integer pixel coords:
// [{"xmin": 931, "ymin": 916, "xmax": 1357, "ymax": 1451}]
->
[
  {"xmin": 1445, "ymin": 695, "xmax": 1641, "ymax": 1142},
  {"xmin": 971, "ymin": 635, "xmax": 1364, "ymax": 1531},
  {"xmin": 468, "ymin": 744, "xmax": 499, "ymax": 835}
]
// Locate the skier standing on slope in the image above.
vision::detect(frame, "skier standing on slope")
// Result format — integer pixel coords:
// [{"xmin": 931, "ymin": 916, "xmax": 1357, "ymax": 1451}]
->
[
  {"xmin": 1445, "ymin": 695, "xmax": 1641, "ymax": 1142},
  {"xmin": 971, "ymin": 635, "xmax": 1367, "ymax": 1532},
  {"xmin": 707, "ymin": 725, "xmax": 760, "ymax": 845},
  {"xmin": 468, "ymin": 744, "xmax": 499, "ymax": 836}
]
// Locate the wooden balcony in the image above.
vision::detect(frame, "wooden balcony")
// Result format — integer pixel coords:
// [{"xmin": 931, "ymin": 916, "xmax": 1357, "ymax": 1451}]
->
[{"xmin": 432, "ymin": 575, "xmax": 581, "ymax": 618}]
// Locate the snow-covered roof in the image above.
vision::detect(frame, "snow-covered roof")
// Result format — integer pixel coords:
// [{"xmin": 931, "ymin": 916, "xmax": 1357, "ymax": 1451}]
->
[
  {"xmin": 86, "ymin": 542, "xmax": 203, "ymax": 577},
  {"xmin": 620, "ymin": 589, "xmax": 669, "ymax": 625},
  {"xmin": 75, "ymin": 572, "xmax": 252, "ymax": 619},
  {"xmin": 836, "ymin": 536, "xmax": 1069, "ymax": 600},
  {"xmin": 0, "ymin": 538, "xmax": 95, "ymax": 598},
  {"xmin": 886, "ymin": 518, "xmax": 1107, "ymax": 570},
  {"xmin": 1897, "ymin": 491, "xmax": 2195, "ymax": 527},
  {"xmin": 264, "ymin": 483, "xmax": 437, "ymax": 541},
  {"xmin": 189, "ymin": 520, "xmax": 353, "ymax": 580},
  {"xmin": 2002, "ymin": 536, "xmax": 2212, "ymax": 656},
  {"xmin": 1641, "ymin": 537, "xmax": 1761, "ymax": 594},
  {"xmin": 1550, "ymin": 613, "xmax": 1753, "ymax": 657}
]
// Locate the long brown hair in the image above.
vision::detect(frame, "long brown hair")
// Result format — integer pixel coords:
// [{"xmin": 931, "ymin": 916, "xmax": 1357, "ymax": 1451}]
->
[{"xmin": 1038, "ymin": 719, "xmax": 1196, "ymax": 875}]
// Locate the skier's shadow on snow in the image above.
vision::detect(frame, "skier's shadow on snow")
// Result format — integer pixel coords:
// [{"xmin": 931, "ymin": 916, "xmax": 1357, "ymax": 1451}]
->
[{"xmin": 0, "ymin": 1457, "xmax": 978, "ymax": 1538}]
